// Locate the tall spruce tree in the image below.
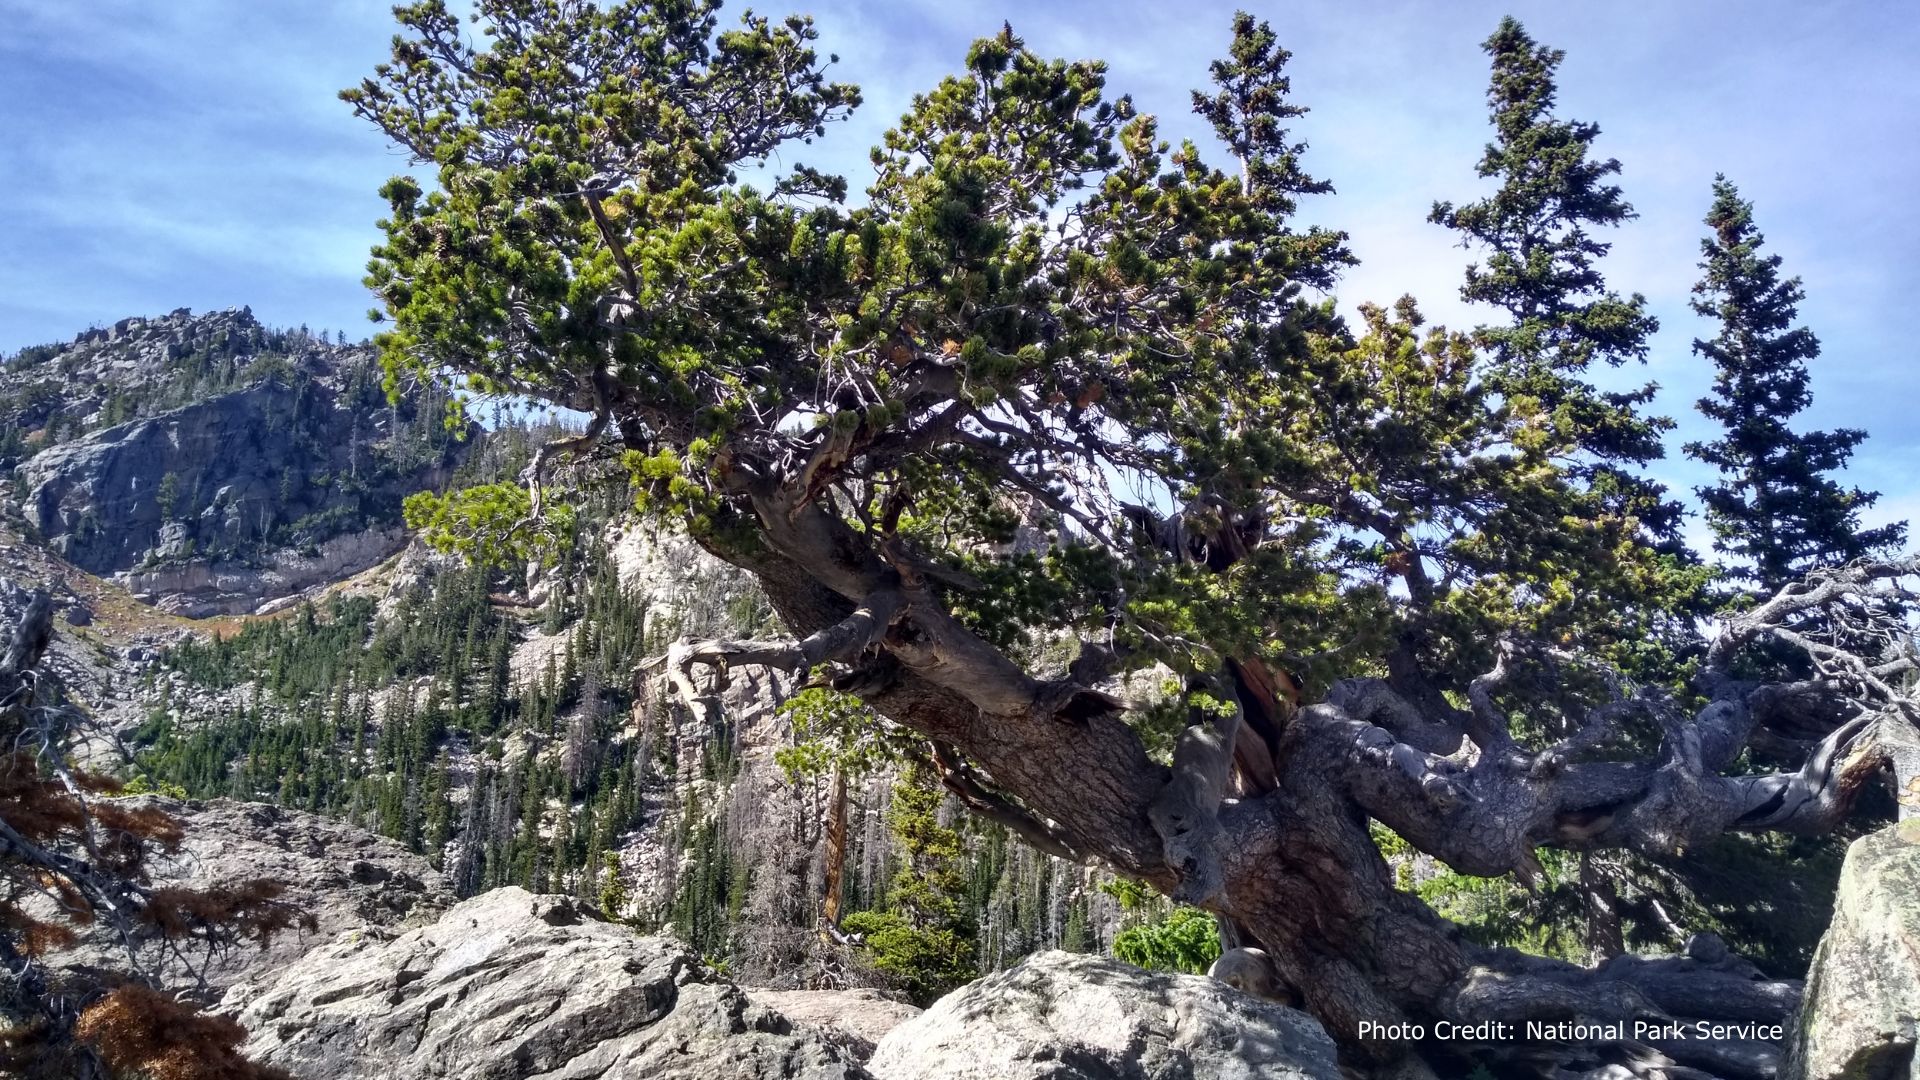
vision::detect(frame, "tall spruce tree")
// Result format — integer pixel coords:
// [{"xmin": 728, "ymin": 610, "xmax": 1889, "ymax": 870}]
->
[
  {"xmin": 1431, "ymin": 17, "xmax": 1680, "ymax": 541},
  {"xmin": 1685, "ymin": 176, "xmax": 1904, "ymax": 590}
]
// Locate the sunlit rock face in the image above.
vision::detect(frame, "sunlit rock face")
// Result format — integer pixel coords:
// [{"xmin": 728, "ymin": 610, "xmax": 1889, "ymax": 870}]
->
[
  {"xmin": 225, "ymin": 886, "xmax": 869, "ymax": 1080},
  {"xmin": 6, "ymin": 307, "xmax": 467, "ymax": 615},
  {"xmin": 1789, "ymin": 822, "xmax": 1920, "ymax": 1080},
  {"xmin": 866, "ymin": 949, "xmax": 1340, "ymax": 1080}
]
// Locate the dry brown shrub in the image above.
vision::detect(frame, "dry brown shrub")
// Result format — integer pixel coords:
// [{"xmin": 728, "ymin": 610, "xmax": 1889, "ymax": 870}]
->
[{"xmin": 75, "ymin": 985, "xmax": 292, "ymax": 1080}]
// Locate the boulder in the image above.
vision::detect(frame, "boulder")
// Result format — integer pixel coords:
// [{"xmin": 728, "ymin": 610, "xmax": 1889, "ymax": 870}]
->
[
  {"xmin": 866, "ymin": 950, "xmax": 1340, "ymax": 1080},
  {"xmin": 1788, "ymin": 821, "xmax": 1920, "ymax": 1079},
  {"xmin": 749, "ymin": 989, "xmax": 922, "ymax": 1061},
  {"xmin": 226, "ymin": 887, "xmax": 869, "ymax": 1080},
  {"xmin": 1209, "ymin": 947, "xmax": 1294, "ymax": 1005},
  {"xmin": 54, "ymin": 798, "xmax": 453, "ymax": 997}
]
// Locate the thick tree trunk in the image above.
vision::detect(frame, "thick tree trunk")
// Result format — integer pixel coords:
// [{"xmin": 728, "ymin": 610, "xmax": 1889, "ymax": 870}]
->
[
  {"xmin": 1223, "ymin": 716, "xmax": 1468, "ymax": 1056},
  {"xmin": 674, "ymin": 519, "xmax": 1910, "ymax": 1077}
]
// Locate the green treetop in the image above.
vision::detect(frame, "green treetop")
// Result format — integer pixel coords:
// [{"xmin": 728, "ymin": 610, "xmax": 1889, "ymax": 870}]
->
[
  {"xmin": 1430, "ymin": 17, "xmax": 1679, "ymax": 540},
  {"xmin": 1685, "ymin": 176, "xmax": 1905, "ymax": 590},
  {"xmin": 347, "ymin": 5, "xmax": 1918, "ymax": 1062}
]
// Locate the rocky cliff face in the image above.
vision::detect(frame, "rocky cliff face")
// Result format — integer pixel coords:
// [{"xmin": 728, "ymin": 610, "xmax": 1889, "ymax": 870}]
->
[
  {"xmin": 4, "ymin": 308, "xmax": 468, "ymax": 615},
  {"xmin": 1789, "ymin": 821, "xmax": 1920, "ymax": 1080}
]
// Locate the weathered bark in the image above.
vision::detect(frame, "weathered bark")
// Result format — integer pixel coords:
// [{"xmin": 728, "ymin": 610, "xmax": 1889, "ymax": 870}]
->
[
  {"xmin": 1148, "ymin": 683, "xmax": 1241, "ymax": 905},
  {"xmin": 679, "ymin": 527, "xmax": 1175, "ymax": 884},
  {"xmin": 1581, "ymin": 853, "xmax": 1627, "ymax": 963},
  {"xmin": 820, "ymin": 766, "xmax": 847, "ymax": 932},
  {"xmin": 0, "ymin": 591, "xmax": 54, "ymax": 735},
  {"xmin": 657, "ymin": 480, "xmax": 1919, "ymax": 1076}
]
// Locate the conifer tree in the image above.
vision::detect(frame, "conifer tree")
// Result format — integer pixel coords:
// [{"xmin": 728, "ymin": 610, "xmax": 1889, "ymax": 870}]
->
[
  {"xmin": 478, "ymin": 627, "xmax": 514, "ymax": 733},
  {"xmin": 548, "ymin": 807, "xmax": 574, "ymax": 894},
  {"xmin": 1431, "ymin": 17, "xmax": 1679, "ymax": 540},
  {"xmin": 424, "ymin": 749, "xmax": 454, "ymax": 869},
  {"xmin": 1685, "ymin": 176, "xmax": 1905, "ymax": 590},
  {"xmin": 1190, "ymin": 11, "xmax": 1351, "ymax": 286},
  {"xmin": 516, "ymin": 764, "xmax": 546, "ymax": 890},
  {"xmin": 350, "ymin": 693, "xmax": 371, "ymax": 774},
  {"xmin": 453, "ymin": 764, "xmax": 490, "ymax": 895},
  {"xmin": 841, "ymin": 764, "xmax": 978, "ymax": 1003},
  {"xmin": 597, "ymin": 851, "xmax": 630, "ymax": 921},
  {"xmin": 344, "ymin": 2, "xmax": 1920, "ymax": 1067}
]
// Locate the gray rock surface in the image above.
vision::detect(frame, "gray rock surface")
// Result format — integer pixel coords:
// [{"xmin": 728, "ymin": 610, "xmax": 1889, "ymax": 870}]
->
[
  {"xmin": 116, "ymin": 526, "xmax": 414, "ymax": 617},
  {"xmin": 866, "ymin": 950, "xmax": 1340, "ymax": 1080},
  {"xmin": 1208, "ymin": 947, "xmax": 1294, "ymax": 1005},
  {"xmin": 227, "ymin": 887, "xmax": 870, "ymax": 1080},
  {"xmin": 749, "ymin": 989, "xmax": 922, "ymax": 1062},
  {"xmin": 1788, "ymin": 821, "xmax": 1920, "ymax": 1080},
  {"xmin": 7, "ymin": 308, "xmax": 467, "ymax": 615},
  {"xmin": 55, "ymin": 798, "xmax": 453, "ymax": 998},
  {"xmin": 20, "ymin": 380, "xmax": 448, "ymax": 615}
]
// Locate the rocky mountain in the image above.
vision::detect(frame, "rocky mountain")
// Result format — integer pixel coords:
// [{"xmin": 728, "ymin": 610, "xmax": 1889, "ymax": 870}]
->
[{"xmin": 2, "ymin": 308, "xmax": 469, "ymax": 615}]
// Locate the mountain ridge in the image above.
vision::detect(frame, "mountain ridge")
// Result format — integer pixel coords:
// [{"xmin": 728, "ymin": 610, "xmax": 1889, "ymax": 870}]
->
[{"xmin": 3, "ymin": 306, "xmax": 470, "ymax": 616}]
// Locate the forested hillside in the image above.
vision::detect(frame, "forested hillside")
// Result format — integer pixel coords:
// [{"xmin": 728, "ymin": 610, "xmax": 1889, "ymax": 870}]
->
[{"xmin": 114, "ymin": 424, "xmax": 1200, "ymax": 1002}]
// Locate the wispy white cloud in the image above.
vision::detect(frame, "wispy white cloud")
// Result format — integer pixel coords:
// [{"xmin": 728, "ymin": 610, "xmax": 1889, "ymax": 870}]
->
[{"xmin": 2, "ymin": 0, "xmax": 1914, "ymax": 538}]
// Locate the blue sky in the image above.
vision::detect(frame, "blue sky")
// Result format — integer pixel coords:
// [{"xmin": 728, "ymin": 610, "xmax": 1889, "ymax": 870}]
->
[{"xmin": 2, "ymin": 0, "xmax": 1915, "ymax": 549}]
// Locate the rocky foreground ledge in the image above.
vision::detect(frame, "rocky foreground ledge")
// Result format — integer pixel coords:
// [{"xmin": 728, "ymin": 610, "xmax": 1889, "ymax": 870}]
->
[
  {"xmin": 1787, "ymin": 820, "xmax": 1920, "ymax": 1080},
  {"xmin": 220, "ymin": 886, "xmax": 1340, "ymax": 1080},
  {"xmin": 52, "ymin": 798, "xmax": 452, "ymax": 998},
  {"xmin": 224, "ymin": 888, "xmax": 864, "ymax": 1079},
  {"xmin": 78, "ymin": 799, "xmax": 1917, "ymax": 1079}
]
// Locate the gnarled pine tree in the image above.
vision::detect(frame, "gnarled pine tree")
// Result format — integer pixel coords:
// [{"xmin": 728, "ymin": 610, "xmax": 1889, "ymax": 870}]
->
[{"xmin": 351, "ymin": 2, "xmax": 1919, "ymax": 1073}]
